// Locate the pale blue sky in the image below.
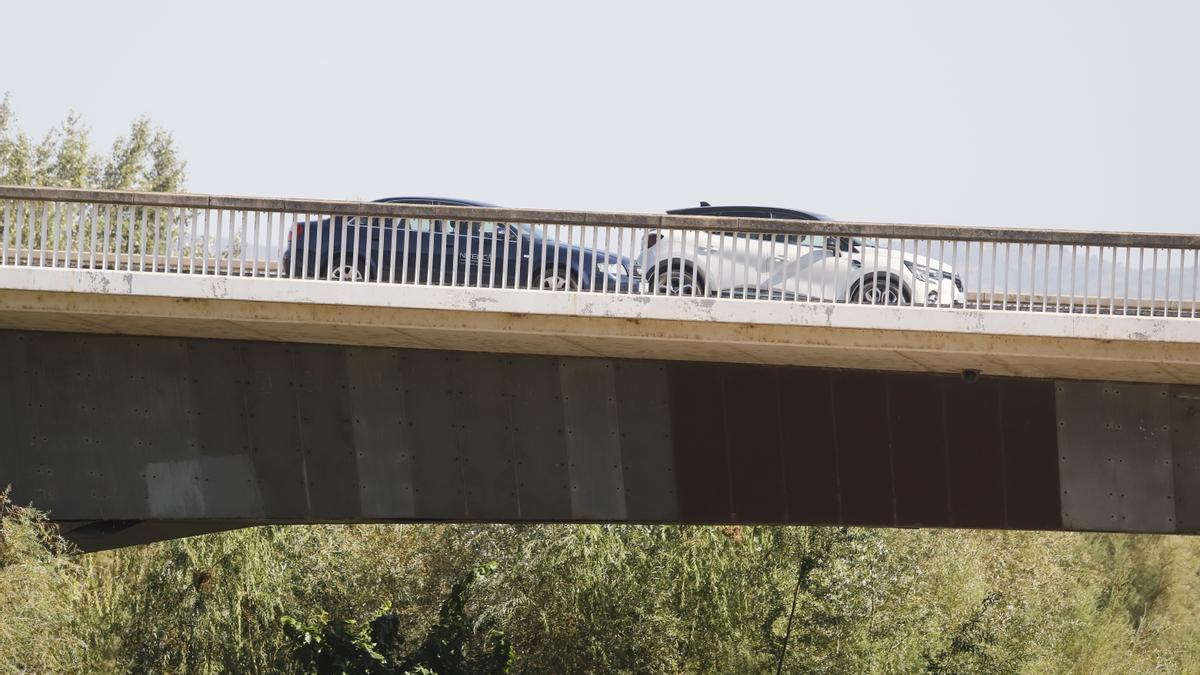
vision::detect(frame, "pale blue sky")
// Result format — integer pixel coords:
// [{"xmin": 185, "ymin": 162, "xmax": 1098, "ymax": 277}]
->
[{"xmin": 3, "ymin": 1, "xmax": 1197, "ymax": 231}]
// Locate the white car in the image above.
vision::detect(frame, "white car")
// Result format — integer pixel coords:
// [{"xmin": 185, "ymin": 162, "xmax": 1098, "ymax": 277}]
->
[{"xmin": 638, "ymin": 204, "xmax": 964, "ymax": 306}]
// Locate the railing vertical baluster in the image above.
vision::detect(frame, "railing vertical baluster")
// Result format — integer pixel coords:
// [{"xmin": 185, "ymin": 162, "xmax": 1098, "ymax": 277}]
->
[
  {"xmin": 718, "ymin": 230, "xmax": 729, "ymax": 300},
  {"xmin": 1052, "ymin": 245, "xmax": 1062, "ymax": 313},
  {"xmin": 191, "ymin": 207, "xmax": 202, "ymax": 275},
  {"xmin": 496, "ymin": 220, "xmax": 508, "ymax": 290},
  {"xmin": 389, "ymin": 216, "xmax": 400, "ymax": 285},
  {"xmin": 449, "ymin": 216, "xmax": 461, "ymax": 287},
  {"xmin": 98, "ymin": 204, "xmax": 114, "ymax": 270},
  {"xmin": 1031, "ymin": 242, "xmax": 1039, "ymax": 310},
  {"xmin": 175, "ymin": 209, "xmax": 186, "ymax": 273},
  {"xmin": 1030, "ymin": 242, "xmax": 1039, "ymax": 310},
  {"xmin": 1109, "ymin": 246, "xmax": 1117, "ymax": 315},
  {"xmin": 524, "ymin": 223, "xmax": 535, "ymax": 290},
  {"xmin": 215, "ymin": 209, "xmax": 223, "ymax": 275},
  {"xmin": 1015, "ymin": 243, "xmax": 1023, "ymax": 311},
  {"xmin": 333, "ymin": 213, "xmax": 345, "ymax": 281},
  {"xmin": 23, "ymin": 202, "xmax": 36, "ymax": 266},
  {"xmin": 109, "ymin": 205, "xmax": 120, "ymax": 271},
  {"xmin": 64, "ymin": 203, "xmax": 78, "ymax": 269},
  {"xmin": 536, "ymin": 223, "xmax": 548, "ymax": 290},
  {"xmin": 320, "ymin": 212, "xmax": 333, "ymax": 281},
  {"xmin": 53, "ymin": 203, "xmax": 67, "ymax": 268},
  {"xmin": 1135, "ymin": 248, "xmax": 1145, "ymax": 316},
  {"xmin": 302, "ymin": 210, "xmax": 316, "ymax": 278},
  {"xmin": 1081, "ymin": 245, "xmax": 1090, "ymax": 315},
  {"xmin": 0, "ymin": 200, "xmax": 9, "ymax": 266},
  {"xmin": 239, "ymin": 211, "xmax": 249, "ymax": 277},
  {"xmin": 274, "ymin": 212, "xmax": 285, "ymax": 278},
  {"xmin": 549, "ymin": 224, "xmax": 562, "ymax": 292},
  {"xmin": 1000, "ymin": 242, "xmax": 1010, "ymax": 311},
  {"xmin": 364, "ymin": 212, "xmax": 374, "ymax": 281},
  {"xmin": 958, "ymin": 240, "xmax": 968, "ymax": 308},
  {"xmin": 350, "ymin": 213, "xmax": 363, "ymax": 282},
  {"xmin": 403, "ymin": 217, "xmax": 415, "ymax": 285},
  {"xmin": 1151, "ymin": 248, "xmax": 1159, "ymax": 316},
  {"xmin": 936, "ymin": 239, "xmax": 945, "ymax": 307},
  {"xmin": 420, "ymin": 218, "xmax": 433, "ymax": 286},
  {"xmin": 37, "ymin": 202, "xmax": 50, "ymax": 267},
  {"xmin": 591, "ymin": 224, "xmax": 601, "ymax": 294},
  {"xmin": 1122, "ymin": 248, "xmax": 1130, "ymax": 316},
  {"xmin": 15, "ymin": 202, "xmax": 27, "ymax": 266},
  {"xmin": 151, "ymin": 207, "xmax": 165, "ymax": 273},
  {"xmin": 988, "ymin": 241, "xmax": 997, "ymax": 310},
  {"xmin": 1161, "ymin": 247, "xmax": 1171, "ymax": 317},
  {"xmin": 283, "ymin": 210, "xmax": 295, "ymax": 278},
  {"xmin": 660, "ymin": 226, "xmax": 674, "ymax": 297},
  {"xmin": 48, "ymin": 202, "xmax": 60, "ymax": 267},
  {"xmin": 1067, "ymin": 245, "xmax": 1077, "ymax": 314},
  {"xmin": 435, "ymin": 216, "xmax": 448, "ymax": 286},
  {"xmin": 1178, "ymin": 249, "xmax": 1186, "ymax": 319},
  {"xmin": 488, "ymin": 220, "xmax": 500, "ymax": 289},
  {"xmin": 368, "ymin": 216, "xmax": 378, "ymax": 283},
  {"xmin": 1192, "ymin": 249, "xmax": 1198, "ymax": 319},
  {"xmin": 124, "ymin": 205, "xmax": 133, "ymax": 271},
  {"xmin": 83, "ymin": 204, "xmax": 96, "ymax": 269},
  {"xmin": 137, "ymin": 207, "xmax": 147, "ymax": 271},
  {"xmin": 26, "ymin": 202, "xmax": 40, "ymax": 266},
  {"xmin": 789, "ymin": 231, "xmax": 801, "ymax": 302},
  {"xmin": 975, "ymin": 240, "xmax": 983, "ymax": 310},
  {"xmin": 251, "ymin": 211, "xmax": 260, "ymax": 277},
  {"xmin": 805, "ymin": 234, "xmax": 815, "ymax": 303}
]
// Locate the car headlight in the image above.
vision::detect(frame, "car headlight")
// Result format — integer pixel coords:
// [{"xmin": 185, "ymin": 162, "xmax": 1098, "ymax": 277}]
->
[
  {"xmin": 596, "ymin": 261, "xmax": 630, "ymax": 277},
  {"xmin": 904, "ymin": 261, "xmax": 952, "ymax": 283}
]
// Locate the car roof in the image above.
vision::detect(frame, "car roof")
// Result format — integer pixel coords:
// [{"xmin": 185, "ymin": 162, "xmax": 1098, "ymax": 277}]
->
[
  {"xmin": 666, "ymin": 204, "xmax": 831, "ymax": 221},
  {"xmin": 374, "ymin": 196, "xmax": 498, "ymax": 207}
]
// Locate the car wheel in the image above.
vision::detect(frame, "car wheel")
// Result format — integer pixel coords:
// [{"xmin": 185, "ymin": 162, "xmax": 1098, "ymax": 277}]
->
[
  {"xmin": 329, "ymin": 263, "xmax": 365, "ymax": 282},
  {"xmin": 653, "ymin": 265, "xmax": 700, "ymax": 296},
  {"xmin": 536, "ymin": 269, "xmax": 578, "ymax": 291},
  {"xmin": 852, "ymin": 275, "xmax": 903, "ymax": 305}
]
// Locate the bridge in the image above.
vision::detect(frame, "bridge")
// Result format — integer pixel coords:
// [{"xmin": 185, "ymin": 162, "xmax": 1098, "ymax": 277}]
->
[{"xmin": 0, "ymin": 186, "xmax": 1198, "ymax": 550}]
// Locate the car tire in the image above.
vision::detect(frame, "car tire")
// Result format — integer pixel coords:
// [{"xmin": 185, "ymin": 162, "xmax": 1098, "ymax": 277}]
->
[
  {"xmin": 535, "ymin": 268, "xmax": 578, "ymax": 291},
  {"xmin": 328, "ymin": 262, "xmax": 366, "ymax": 282},
  {"xmin": 851, "ymin": 274, "xmax": 905, "ymax": 305},
  {"xmin": 652, "ymin": 264, "xmax": 702, "ymax": 296}
]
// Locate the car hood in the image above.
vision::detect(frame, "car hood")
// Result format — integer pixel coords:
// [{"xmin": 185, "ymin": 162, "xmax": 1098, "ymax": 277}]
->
[{"xmin": 858, "ymin": 245, "xmax": 956, "ymax": 276}]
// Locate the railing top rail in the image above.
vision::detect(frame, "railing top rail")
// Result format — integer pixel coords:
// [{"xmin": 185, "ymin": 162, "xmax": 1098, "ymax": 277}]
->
[{"xmin": 2, "ymin": 184, "xmax": 1197, "ymax": 248}]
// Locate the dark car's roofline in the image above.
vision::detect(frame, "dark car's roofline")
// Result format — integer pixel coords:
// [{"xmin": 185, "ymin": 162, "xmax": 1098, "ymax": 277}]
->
[
  {"xmin": 667, "ymin": 205, "xmax": 831, "ymax": 221},
  {"xmin": 375, "ymin": 196, "xmax": 497, "ymax": 208}
]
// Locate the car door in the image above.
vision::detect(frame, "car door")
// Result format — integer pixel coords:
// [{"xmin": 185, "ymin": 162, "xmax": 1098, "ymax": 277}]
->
[
  {"xmin": 397, "ymin": 217, "xmax": 450, "ymax": 285},
  {"xmin": 454, "ymin": 221, "xmax": 519, "ymax": 287},
  {"xmin": 695, "ymin": 210, "xmax": 777, "ymax": 298},
  {"xmin": 772, "ymin": 234, "xmax": 861, "ymax": 301}
]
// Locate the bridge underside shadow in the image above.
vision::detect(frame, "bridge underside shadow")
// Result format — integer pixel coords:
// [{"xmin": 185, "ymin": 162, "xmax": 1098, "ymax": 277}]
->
[{"xmin": 1, "ymin": 329, "xmax": 1197, "ymax": 551}]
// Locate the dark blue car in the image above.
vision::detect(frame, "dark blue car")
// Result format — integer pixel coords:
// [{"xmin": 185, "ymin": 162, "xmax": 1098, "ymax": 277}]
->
[{"xmin": 282, "ymin": 197, "xmax": 640, "ymax": 292}]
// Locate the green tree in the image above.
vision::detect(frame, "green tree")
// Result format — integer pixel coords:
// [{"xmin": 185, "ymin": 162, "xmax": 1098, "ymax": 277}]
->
[{"xmin": 0, "ymin": 93, "xmax": 185, "ymax": 192}]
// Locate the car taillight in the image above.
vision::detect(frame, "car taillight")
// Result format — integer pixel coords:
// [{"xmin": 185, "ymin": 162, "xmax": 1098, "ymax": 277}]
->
[
  {"xmin": 288, "ymin": 222, "xmax": 304, "ymax": 242},
  {"xmin": 645, "ymin": 231, "xmax": 658, "ymax": 248}
]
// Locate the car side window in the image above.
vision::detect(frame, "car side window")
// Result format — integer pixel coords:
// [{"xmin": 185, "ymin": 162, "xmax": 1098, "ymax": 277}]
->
[{"xmin": 470, "ymin": 222, "xmax": 510, "ymax": 237}]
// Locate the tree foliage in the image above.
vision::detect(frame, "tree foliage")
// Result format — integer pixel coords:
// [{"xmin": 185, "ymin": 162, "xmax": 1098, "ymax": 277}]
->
[
  {"xmin": 4, "ymin": 511, "xmax": 1200, "ymax": 674},
  {"xmin": 0, "ymin": 93, "xmax": 185, "ymax": 192}
]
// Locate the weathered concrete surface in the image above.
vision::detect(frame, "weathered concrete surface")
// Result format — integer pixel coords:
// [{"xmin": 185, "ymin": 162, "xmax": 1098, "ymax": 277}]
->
[
  {"xmin": 1, "ymin": 267, "xmax": 1199, "ymax": 384},
  {"xmin": 3, "ymin": 330, "xmax": 1198, "ymax": 552}
]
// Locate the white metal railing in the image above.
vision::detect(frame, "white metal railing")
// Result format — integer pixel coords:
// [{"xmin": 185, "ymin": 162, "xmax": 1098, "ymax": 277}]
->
[{"xmin": 2, "ymin": 185, "xmax": 1200, "ymax": 318}]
